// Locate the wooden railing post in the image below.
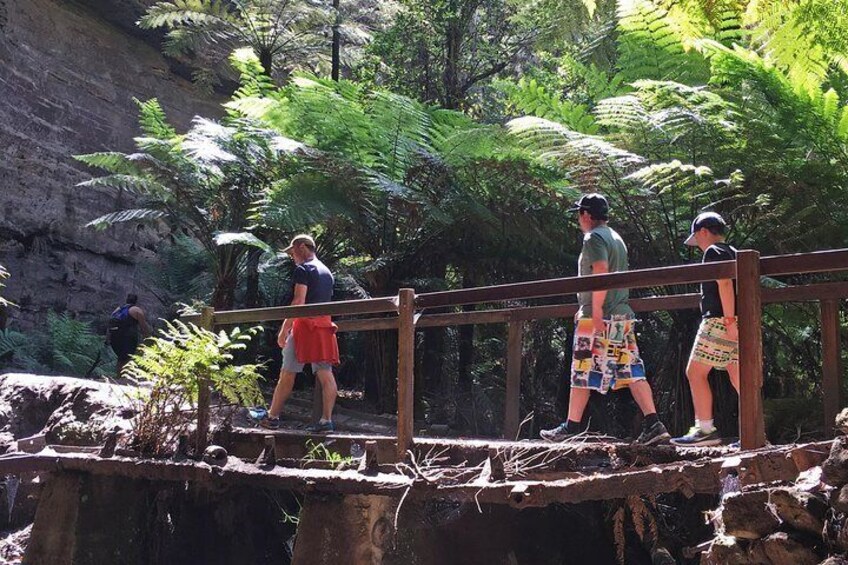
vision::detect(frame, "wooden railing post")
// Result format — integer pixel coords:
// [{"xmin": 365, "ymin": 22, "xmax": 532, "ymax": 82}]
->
[
  {"xmin": 197, "ymin": 306, "xmax": 215, "ymax": 454},
  {"xmin": 396, "ymin": 289, "xmax": 416, "ymax": 461},
  {"xmin": 821, "ymin": 299, "xmax": 843, "ymax": 435},
  {"xmin": 737, "ymin": 250, "xmax": 766, "ymax": 449},
  {"xmin": 503, "ymin": 320, "xmax": 524, "ymax": 439}
]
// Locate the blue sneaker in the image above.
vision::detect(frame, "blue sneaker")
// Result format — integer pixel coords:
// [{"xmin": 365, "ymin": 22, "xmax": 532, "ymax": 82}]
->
[
  {"xmin": 248, "ymin": 406, "xmax": 268, "ymax": 420},
  {"xmin": 306, "ymin": 420, "xmax": 335, "ymax": 433}
]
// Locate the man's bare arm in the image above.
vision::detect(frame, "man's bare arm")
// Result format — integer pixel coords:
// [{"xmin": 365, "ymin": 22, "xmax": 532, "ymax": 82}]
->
[
  {"xmin": 129, "ymin": 306, "xmax": 152, "ymax": 336},
  {"xmin": 278, "ymin": 284, "xmax": 308, "ymax": 347},
  {"xmin": 591, "ymin": 260, "xmax": 609, "ymax": 332}
]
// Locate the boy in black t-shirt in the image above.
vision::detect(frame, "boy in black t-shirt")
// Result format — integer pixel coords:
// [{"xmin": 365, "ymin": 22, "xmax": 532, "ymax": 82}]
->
[{"xmin": 672, "ymin": 212, "xmax": 740, "ymax": 446}]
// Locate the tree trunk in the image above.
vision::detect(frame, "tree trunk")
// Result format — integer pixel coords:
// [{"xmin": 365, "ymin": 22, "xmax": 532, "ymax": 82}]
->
[
  {"xmin": 443, "ymin": 21, "xmax": 463, "ymax": 109},
  {"xmin": 244, "ymin": 248, "xmax": 262, "ymax": 308},
  {"xmin": 259, "ymin": 49, "xmax": 273, "ymax": 78},
  {"xmin": 331, "ymin": 0, "xmax": 341, "ymax": 81}
]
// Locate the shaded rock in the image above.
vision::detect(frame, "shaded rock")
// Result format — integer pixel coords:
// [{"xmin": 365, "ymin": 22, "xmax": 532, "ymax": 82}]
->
[
  {"xmin": 822, "ymin": 436, "xmax": 848, "ymax": 487},
  {"xmin": 770, "ymin": 487, "xmax": 828, "ymax": 537},
  {"xmin": 718, "ymin": 490, "xmax": 780, "ymax": 540},
  {"xmin": 761, "ymin": 532, "xmax": 819, "ymax": 565},
  {"xmin": 0, "ymin": 0, "xmax": 220, "ymax": 330},
  {"xmin": 0, "ymin": 373, "xmax": 134, "ymax": 449},
  {"xmin": 701, "ymin": 535, "xmax": 768, "ymax": 565},
  {"xmin": 832, "ymin": 484, "xmax": 848, "ymax": 514},
  {"xmin": 836, "ymin": 409, "xmax": 848, "ymax": 435}
]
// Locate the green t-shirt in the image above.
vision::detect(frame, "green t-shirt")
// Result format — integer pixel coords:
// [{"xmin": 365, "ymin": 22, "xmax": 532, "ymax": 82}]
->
[{"xmin": 577, "ymin": 225, "xmax": 633, "ymax": 318}]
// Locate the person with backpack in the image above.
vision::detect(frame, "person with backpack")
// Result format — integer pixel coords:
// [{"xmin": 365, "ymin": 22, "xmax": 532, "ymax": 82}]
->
[
  {"xmin": 107, "ymin": 294, "xmax": 152, "ymax": 375},
  {"xmin": 671, "ymin": 212, "xmax": 739, "ymax": 446}
]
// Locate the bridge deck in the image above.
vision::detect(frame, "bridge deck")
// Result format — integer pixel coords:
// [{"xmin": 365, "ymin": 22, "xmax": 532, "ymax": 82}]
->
[{"xmin": 0, "ymin": 433, "xmax": 830, "ymax": 508}]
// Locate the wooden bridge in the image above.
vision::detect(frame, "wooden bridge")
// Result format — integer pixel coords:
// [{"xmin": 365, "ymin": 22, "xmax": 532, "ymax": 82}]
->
[
  {"xmin": 5, "ymin": 248, "xmax": 847, "ymax": 564},
  {"xmin": 186, "ymin": 247, "xmax": 848, "ymax": 456}
]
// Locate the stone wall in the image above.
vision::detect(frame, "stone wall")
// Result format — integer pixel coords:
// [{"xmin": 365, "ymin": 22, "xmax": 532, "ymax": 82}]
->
[{"xmin": 0, "ymin": 0, "xmax": 220, "ymax": 330}]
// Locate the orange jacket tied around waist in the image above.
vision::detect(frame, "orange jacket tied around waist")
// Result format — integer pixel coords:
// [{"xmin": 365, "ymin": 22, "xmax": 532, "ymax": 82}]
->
[{"xmin": 292, "ymin": 316, "xmax": 340, "ymax": 365}]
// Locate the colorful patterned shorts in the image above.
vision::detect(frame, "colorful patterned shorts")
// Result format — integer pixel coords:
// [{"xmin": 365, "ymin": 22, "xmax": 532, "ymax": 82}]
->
[
  {"xmin": 570, "ymin": 317, "xmax": 647, "ymax": 394},
  {"xmin": 691, "ymin": 317, "xmax": 738, "ymax": 369}
]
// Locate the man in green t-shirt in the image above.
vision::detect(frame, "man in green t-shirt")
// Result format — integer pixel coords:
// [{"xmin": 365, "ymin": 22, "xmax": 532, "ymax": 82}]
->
[{"xmin": 541, "ymin": 193, "xmax": 670, "ymax": 445}]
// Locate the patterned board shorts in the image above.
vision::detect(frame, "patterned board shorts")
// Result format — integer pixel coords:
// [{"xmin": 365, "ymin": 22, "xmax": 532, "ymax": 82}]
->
[
  {"xmin": 691, "ymin": 317, "xmax": 739, "ymax": 369},
  {"xmin": 570, "ymin": 316, "xmax": 647, "ymax": 394}
]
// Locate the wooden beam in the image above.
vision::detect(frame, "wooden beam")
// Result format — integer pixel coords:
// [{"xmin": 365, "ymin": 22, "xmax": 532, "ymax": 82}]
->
[
  {"xmin": 196, "ymin": 306, "xmax": 214, "ymax": 454},
  {"xmin": 416, "ymin": 261, "xmax": 736, "ymax": 309},
  {"xmin": 503, "ymin": 321, "xmax": 524, "ymax": 440},
  {"xmin": 821, "ymin": 299, "xmax": 844, "ymax": 435},
  {"xmin": 211, "ymin": 297, "xmax": 399, "ymax": 325},
  {"xmin": 396, "ymin": 288, "xmax": 415, "ymax": 462},
  {"xmin": 760, "ymin": 248, "xmax": 848, "ymax": 277},
  {"xmin": 737, "ymin": 250, "xmax": 766, "ymax": 450}
]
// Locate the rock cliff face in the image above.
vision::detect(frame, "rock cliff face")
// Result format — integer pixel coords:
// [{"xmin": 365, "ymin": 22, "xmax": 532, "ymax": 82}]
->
[{"xmin": 0, "ymin": 0, "xmax": 220, "ymax": 329}]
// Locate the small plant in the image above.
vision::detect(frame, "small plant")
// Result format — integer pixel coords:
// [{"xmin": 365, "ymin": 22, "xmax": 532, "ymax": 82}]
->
[
  {"xmin": 126, "ymin": 321, "xmax": 264, "ymax": 456},
  {"xmin": 303, "ymin": 439, "xmax": 352, "ymax": 466}
]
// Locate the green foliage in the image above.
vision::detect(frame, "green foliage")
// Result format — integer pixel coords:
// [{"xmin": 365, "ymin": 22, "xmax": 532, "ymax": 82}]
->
[
  {"xmin": 76, "ymin": 98, "xmax": 302, "ymax": 308},
  {"xmin": 0, "ymin": 314, "xmax": 115, "ymax": 378},
  {"xmin": 127, "ymin": 321, "xmax": 264, "ymax": 406},
  {"xmin": 139, "ymin": 0, "xmax": 331, "ymax": 83},
  {"xmin": 127, "ymin": 321, "xmax": 264, "ymax": 455},
  {"xmin": 499, "ymin": 78, "xmax": 599, "ymax": 134},
  {"xmin": 303, "ymin": 439, "xmax": 352, "ymax": 465}
]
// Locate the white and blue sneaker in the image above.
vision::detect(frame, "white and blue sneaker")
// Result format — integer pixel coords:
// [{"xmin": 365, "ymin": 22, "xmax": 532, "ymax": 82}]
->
[{"xmin": 671, "ymin": 426, "xmax": 722, "ymax": 447}]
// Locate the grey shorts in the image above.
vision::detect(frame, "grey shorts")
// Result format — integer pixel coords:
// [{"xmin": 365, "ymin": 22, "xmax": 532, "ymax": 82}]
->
[{"xmin": 281, "ymin": 334, "xmax": 333, "ymax": 374}]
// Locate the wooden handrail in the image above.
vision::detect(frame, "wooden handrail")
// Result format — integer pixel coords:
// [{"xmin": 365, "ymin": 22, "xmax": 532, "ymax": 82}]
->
[
  {"xmin": 414, "ymin": 261, "xmax": 737, "ymax": 309},
  {"xmin": 183, "ymin": 249, "xmax": 848, "ymax": 329},
  {"xmin": 333, "ymin": 281, "xmax": 848, "ymax": 333}
]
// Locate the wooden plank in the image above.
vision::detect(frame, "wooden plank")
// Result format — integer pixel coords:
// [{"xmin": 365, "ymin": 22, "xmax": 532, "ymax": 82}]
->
[
  {"xmin": 821, "ymin": 299, "xmax": 843, "ymax": 435},
  {"xmin": 196, "ymin": 306, "xmax": 214, "ymax": 453},
  {"xmin": 415, "ymin": 261, "xmax": 737, "ymax": 309},
  {"xmin": 737, "ymin": 250, "xmax": 766, "ymax": 450},
  {"xmin": 760, "ymin": 248, "xmax": 848, "ymax": 276},
  {"xmin": 212, "ymin": 297, "xmax": 399, "ymax": 325},
  {"xmin": 503, "ymin": 321, "xmax": 524, "ymax": 440},
  {"xmin": 396, "ymin": 288, "xmax": 416, "ymax": 462}
]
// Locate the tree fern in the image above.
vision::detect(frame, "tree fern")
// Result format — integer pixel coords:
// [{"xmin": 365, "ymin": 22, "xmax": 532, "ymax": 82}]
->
[
  {"xmin": 615, "ymin": 0, "xmax": 710, "ymax": 85},
  {"xmin": 500, "ymin": 78, "xmax": 599, "ymax": 134}
]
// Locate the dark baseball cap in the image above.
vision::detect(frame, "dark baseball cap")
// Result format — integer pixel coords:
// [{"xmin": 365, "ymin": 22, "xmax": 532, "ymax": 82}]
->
[
  {"xmin": 685, "ymin": 212, "xmax": 727, "ymax": 246},
  {"xmin": 567, "ymin": 193, "xmax": 609, "ymax": 217}
]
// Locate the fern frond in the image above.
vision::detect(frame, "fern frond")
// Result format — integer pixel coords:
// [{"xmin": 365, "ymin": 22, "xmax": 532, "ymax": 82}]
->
[
  {"xmin": 139, "ymin": 0, "xmax": 239, "ymax": 30},
  {"xmin": 86, "ymin": 208, "xmax": 167, "ymax": 230},
  {"xmin": 500, "ymin": 78, "xmax": 599, "ymax": 134},
  {"xmin": 74, "ymin": 152, "xmax": 145, "ymax": 176},
  {"xmin": 134, "ymin": 98, "xmax": 177, "ymax": 139},
  {"xmin": 76, "ymin": 174, "xmax": 169, "ymax": 196}
]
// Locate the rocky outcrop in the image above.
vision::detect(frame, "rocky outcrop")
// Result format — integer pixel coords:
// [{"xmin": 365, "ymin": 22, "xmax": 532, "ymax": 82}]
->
[
  {"xmin": 701, "ymin": 436, "xmax": 848, "ymax": 564},
  {"xmin": 0, "ymin": 372, "xmax": 135, "ymax": 449},
  {"xmin": 0, "ymin": 0, "xmax": 220, "ymax": 330}
]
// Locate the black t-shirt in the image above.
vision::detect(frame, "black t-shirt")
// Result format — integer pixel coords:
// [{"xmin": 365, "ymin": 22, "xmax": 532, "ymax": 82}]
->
[
  {"xmin": 292, "ymin": 258, "xmax": 334, "ymax": 304},
  {"xmin": 700, "ymin": 242, "xmax": 737, "ymax": 318}
]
